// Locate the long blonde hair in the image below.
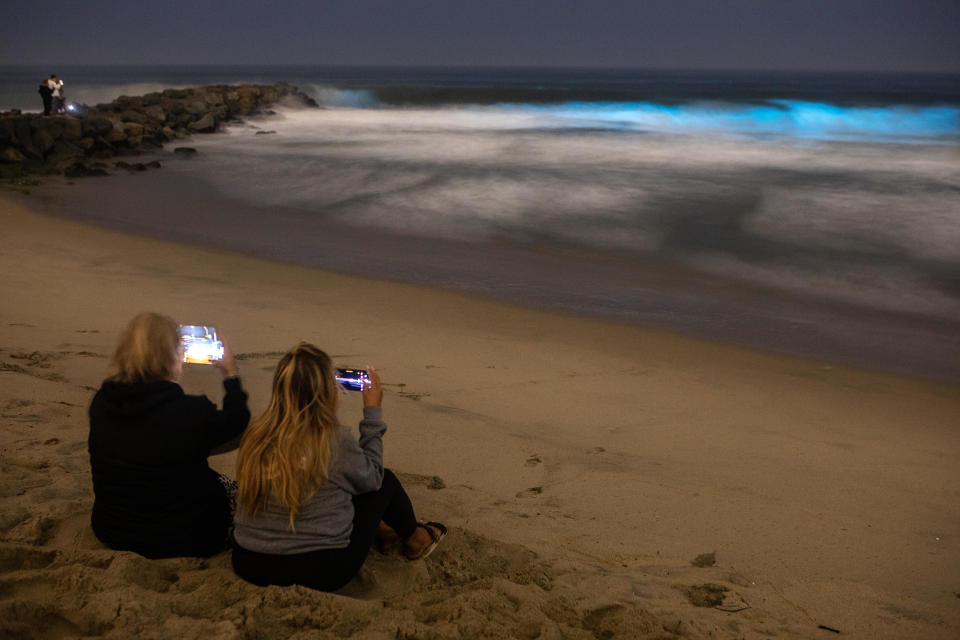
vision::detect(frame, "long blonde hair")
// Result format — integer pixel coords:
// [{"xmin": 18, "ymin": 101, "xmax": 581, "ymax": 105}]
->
[
  {"xmin": 110, "ymin": 312, "xmax": 180, "ymax": 383},
  {"xmin": 236, "ymin": 343, "xmax": 341, "ymax": 529}
]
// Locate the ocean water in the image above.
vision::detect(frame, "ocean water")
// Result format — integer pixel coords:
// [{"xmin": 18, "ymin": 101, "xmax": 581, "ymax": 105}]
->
[{"xmin": 4, "ymin": 66, "xmax": 960, "ymax": 377}]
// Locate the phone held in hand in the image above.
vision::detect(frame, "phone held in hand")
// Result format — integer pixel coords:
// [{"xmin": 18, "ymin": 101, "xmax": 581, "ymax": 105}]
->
[
  {"xmin": 336, "ymin": 368, "xmax": 370, "ymax": 391},
  {"xmin": 179, "ymin": 325, "xmax": 224, "ymax": 364}
]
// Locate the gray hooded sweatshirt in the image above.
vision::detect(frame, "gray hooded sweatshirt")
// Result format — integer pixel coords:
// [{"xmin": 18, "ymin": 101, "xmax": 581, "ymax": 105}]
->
[{"xmin": 232, "ymin": 406, "xmax": 385, "ymax": 554}]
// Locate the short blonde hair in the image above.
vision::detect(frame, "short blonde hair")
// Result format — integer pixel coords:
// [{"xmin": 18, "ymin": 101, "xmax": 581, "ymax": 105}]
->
[{"xmin": 110, "ymin": 312, "xmax": 180, "ymax": 383}]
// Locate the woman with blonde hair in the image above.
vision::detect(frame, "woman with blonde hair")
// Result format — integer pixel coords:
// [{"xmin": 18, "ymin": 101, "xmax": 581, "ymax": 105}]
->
[
  {"xmin": 88, "ymin": 312, "xmax": 250, "ymax": 558},
  {"xmin": 232, "ymin": 342, "xmax": 445, "ymax": 592}
]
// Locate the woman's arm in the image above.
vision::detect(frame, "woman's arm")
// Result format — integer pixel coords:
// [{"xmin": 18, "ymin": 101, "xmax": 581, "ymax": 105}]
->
[
  {"xmin": 335, "ymin": 406, "xmax": 386, "ymax": 493},
  {"xmin": 207, "ymin": 376, "xmax": 251, "ymax": 453},
  {"xmin": 335, "ymin": 369, "xmax": 387, "ymax": 493},
  {"xmin": 205, "ymin": 338, "xmax": 251, "ymax": 453}
]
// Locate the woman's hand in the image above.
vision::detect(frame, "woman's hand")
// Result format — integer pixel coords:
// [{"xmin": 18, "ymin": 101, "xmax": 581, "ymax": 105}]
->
[
  {"xmin": 214, "ymin": 337, "xmax": 240, "ymax": 378},
  {"xmin": 362, "ymin": 368, "xmax": 382, "ymax": 407}
]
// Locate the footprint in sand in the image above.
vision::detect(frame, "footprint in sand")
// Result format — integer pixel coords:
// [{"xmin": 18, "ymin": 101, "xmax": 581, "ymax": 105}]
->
[
  {"xmin": 516, "ymin": 486, "xmax": 543, "ymax": 498},
  {"xmin": 582, "ymin": 604, "xmax": 662, "ymax": 640},
  {"xmin": 0, "ymin": 362, "xmax": 65, "ymax": 381},
  {"xmin": 397, "ymin": 390, "xmax": 430, "ymax": 401},
  {"xmin": 675, "ymin": 583, "xmax": 750, "ymax": 612},
  {"xmin": 61, "ymin": 351, "xmax": 105, "ymax": 358},
  {"xmin": 9, "ymin": 351, "xmax": 61, "ymax": 368},
  {"xmin": 395, "ymin": 472, "xmax": 446, "ymax": 490},
  {"xmin": 0, "ymin": 543, "xmax": 57, "ymax": 572},
  {"xmin": 1, "ymin": 351, "xmax": 67, "ymax": 382},
  {"xmin": 385, "ymin": 381, "xmax": 431, "ymax": 401},
  {"xmin": 525, "ymin": 455, "xmax": 542, "ymax": 466}
]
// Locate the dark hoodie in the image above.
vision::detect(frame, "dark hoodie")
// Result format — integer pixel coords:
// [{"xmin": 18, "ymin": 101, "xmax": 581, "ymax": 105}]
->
[{"xmin": 88, "ymin": 377, "xmax": 250, "ymax": 558}]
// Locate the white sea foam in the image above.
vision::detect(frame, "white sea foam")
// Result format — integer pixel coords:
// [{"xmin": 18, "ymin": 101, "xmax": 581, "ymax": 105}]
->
[{"xmin": 173, "ymin": 105, "xmax": 960, "ymax": 317}]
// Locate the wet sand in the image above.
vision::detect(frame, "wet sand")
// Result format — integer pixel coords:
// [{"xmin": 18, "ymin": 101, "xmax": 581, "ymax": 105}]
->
[
  {"xmin": 18, "ymin": 166, "xmax": 960, "ymax": 383},
  {"xmin": 1, "ymin": 187, "xmax": 959, "ymax": 639}
]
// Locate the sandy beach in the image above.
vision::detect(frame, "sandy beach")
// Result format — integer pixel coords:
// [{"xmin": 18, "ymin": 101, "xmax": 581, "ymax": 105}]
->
[{"xmin": 1, "ymin": 183, "xmax": 958, "ymax": 639}]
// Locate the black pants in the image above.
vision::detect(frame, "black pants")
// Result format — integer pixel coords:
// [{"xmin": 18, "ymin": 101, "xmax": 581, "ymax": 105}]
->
[{"xmin": 231, "ymin": 469, "xmax": 417, "ymax": 592}]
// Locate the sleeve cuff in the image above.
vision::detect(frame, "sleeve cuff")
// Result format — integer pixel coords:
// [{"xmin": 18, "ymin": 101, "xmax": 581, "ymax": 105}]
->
[
  {"xmin": 223, "ymin": 376, "xmax": 243, "ymax": 392},
  {"xmin": 362, "ymin": 405, "xmax": 383, "ymax": 421}
]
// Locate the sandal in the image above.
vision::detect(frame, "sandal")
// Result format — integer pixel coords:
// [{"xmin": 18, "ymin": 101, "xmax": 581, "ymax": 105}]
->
[{"xmin": 406, "ymin": 521, "xmax": 447, "ymax": 560}]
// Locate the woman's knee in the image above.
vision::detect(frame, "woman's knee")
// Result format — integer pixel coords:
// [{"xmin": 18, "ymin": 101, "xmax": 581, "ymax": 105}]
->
[{"xmin": 381, "ymin": 467, "xmax": 399, "ymax": 490}]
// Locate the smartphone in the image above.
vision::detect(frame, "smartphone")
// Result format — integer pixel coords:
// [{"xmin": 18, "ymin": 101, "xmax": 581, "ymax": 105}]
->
[
  {"xmin": 179, "ymin": 325, "xmax": 224, "ymax": 364},
  {"xmin": 335, "ymin": 368, "xmax": 370, "ymax": 391}
]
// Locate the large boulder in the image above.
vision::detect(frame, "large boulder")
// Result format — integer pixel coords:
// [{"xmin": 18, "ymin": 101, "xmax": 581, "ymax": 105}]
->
[
  {"xmin": 188, "ymin": 113, "xmax": 217, "ymax": 133},
  {"xmin": 119, "ymin": 109, "xmax": 148, "ymax": 124},
  {"xmin": 13, "ymin": 119, "xmax": 34, "ymax": 149},
  {"xmin": 160, "ymin": 98, "xmax": 185, "ymax": 115},
  {"xmin": 82, "ymin": 116, "xmax": 114, "ymax": 137},
  {"xmin": 45, "ymin": 138, "xmax": 86, "ymax": 170},
  {"xmin": 60, "ymin": 118, "xmax": 84, "ymax": 140},
  {"xmin": 161, "ymin": 88, "xmax": 190, "ymax": 99},
  {"xmin": 122, "ymin": 122, "xmax": 145, "ymax": 145},
  {"xmin": 144, "ymin": 105, "xmax": 166, "ymax": 123},
  {"xmin": 106, "ymin": 122, "xmax": 128, "ymax": 143},
  {"xmin": 1, "ymin": 147, "xmax": 26, "ymax": 163},
  {"xmin": 0, "ymin": 119, "xmax": 16, "ymax": 145},
  {"xmin": 64, "ymin": 161, "xmax": 109, "ymax": 177},
  {"xmin": 31, "ymin": 128, "xmax": 57, "ymax": 154},
  {"xmin": 91, "ymin": 137, "xmax": 116, "ymax": 158},
  {"xmin": 30, "ymin": 116, "xmax": 64, "ymax": 137},
  {"xmin": 110, "ymin": 96, "xmax": 144, "ymax": 113},
  {"xmin": 184, "ymin": 99, "xmax": 209, "ymax": 115}
]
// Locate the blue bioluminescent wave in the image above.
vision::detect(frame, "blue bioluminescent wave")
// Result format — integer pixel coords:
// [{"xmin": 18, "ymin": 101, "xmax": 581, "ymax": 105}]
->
[
  {"xmin": 307, "ymin": 86, "xmax": 380, "ymax": 108},
  {"xmin": 502, "ymin": 100, "xmax": 960, "ymax": 143}
]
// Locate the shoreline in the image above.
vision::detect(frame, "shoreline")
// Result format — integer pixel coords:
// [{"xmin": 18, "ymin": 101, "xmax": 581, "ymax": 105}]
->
[
  {"xmin": 9, "ymin": 167, "xmax": 960, "ymax": 383},
  {"xmin": 2, "ymin": 189, "xmax": 959, "ymax": 638}
]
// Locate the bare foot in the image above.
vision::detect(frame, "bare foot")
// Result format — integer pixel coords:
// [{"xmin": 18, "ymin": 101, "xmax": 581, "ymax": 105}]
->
[{"xmin": 376, "ymin": 521, "xmax": 401, "ymax": 554}]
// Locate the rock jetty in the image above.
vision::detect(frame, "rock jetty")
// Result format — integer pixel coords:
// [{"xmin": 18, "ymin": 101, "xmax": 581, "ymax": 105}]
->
[{"xmin": 0, "ymin": 83, "xmax": 317, "ymax": 179}]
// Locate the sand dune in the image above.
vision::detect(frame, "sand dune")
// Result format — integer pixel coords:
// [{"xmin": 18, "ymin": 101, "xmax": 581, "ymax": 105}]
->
[{"xmin": 1, "ymin": 189, "xmax": 958, "ymax": 639}]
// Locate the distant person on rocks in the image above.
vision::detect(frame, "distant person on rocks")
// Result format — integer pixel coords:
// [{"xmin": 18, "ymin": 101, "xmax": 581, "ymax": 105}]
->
[
  {"xmin": 88, "ymin": 312, "xmax": 251, "ymax": 558},
  {"xmin": 231, "ymin": 343, "xmax": 446, "ymax": 592},
  {"xmin": 48, "ymin": 75, "xmax": 65, "ymax": 114},
  {"xmin": 38, "ymin": 76, "xmax": 54, "ymax": 115}
]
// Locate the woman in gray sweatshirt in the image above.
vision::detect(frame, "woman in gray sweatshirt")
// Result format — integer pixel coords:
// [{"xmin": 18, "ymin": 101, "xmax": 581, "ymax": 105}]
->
[{"xmin": 231, "ymin": 342, "xmax": 445, "ymax": 592}]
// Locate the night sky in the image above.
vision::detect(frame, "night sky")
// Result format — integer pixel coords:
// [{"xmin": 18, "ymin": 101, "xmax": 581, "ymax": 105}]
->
[{"xmin": 2, "ymin": 0, "xmax": 959, "ymax": 72}]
